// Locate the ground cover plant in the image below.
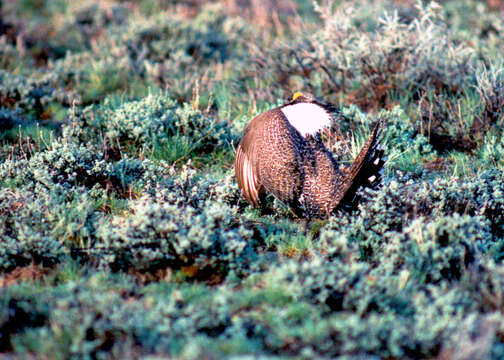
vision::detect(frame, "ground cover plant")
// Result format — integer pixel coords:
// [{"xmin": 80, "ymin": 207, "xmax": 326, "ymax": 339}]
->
[{"xmin": 1, "ymin": 0, "xmax": 504, "ymax": 358}]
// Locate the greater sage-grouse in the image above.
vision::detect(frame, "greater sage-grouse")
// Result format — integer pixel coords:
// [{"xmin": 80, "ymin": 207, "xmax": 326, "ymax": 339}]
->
[{"xmin": 234, "ymin": 92, "xmax": 386, "ymax": 219}]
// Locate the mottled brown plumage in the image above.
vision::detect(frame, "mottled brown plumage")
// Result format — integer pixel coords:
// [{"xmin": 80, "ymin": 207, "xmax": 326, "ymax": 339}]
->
[{"xmin": 234, "ymin": 93, "xmax": 385, "ymax": 218}]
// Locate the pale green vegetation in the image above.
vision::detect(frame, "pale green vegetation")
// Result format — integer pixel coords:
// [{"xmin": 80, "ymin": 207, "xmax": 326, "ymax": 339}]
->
[{"xmin": 1, "ymin": 0, "xmax": 504, "ymax": 358}]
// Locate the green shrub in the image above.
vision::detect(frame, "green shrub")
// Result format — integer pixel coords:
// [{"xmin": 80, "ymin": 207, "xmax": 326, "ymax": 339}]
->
[
  {"xmin": 145, "ymin": 163, "xmax": 242, "ymax": 209},
  {"xmin": 102, "ymin": 94, "xmax": 231, "ymax": 160},
  {"xmin": 0, "ymin": 39, "xmax": 34, "ymax": 71},
  {"xmin": 475, "ymin": 60, "xmax": 504, "ymax": 126},
  {"xmin": 0, "ymin": 188, "xmax": 66, "ymax": 270},
  {"xmin": 0, "ymin": 107, "xmax": 24, "ymax": 135},
  {"xmin": 396, "ymin": 214, "xmax": 488, "ymax": 283},
  {"xmin": 0, "ymin": 70, "xmax": 76, "ymax": 116},
  {"xmin": 96, "ymin": 197, "xmax": 252, "ymax": 273},
  {"xmin": 0, "ymin": 139, "xmax": 168, "ymax": 195},
  {"xmin": 254, "ymin": 2, "xmax": 476, "ymax": 108}
]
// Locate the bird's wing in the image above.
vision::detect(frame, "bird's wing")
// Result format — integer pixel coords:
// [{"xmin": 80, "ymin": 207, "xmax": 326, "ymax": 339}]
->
[
  {"xmin": 235, "ymin": 109, "xmax": 304, "ymax": 209},
  {"xmin": 235, "ymin": 141, "xmax": 261, "ymax": 206},
  {"xmin": 333, "ymin": 119, "xmax": 386, "ymax": 209}
]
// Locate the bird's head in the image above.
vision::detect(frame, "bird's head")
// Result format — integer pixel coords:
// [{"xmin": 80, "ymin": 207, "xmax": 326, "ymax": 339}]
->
[{"xmin": 290, "ymin": 91, "xmax": 318, "ymax": 103}]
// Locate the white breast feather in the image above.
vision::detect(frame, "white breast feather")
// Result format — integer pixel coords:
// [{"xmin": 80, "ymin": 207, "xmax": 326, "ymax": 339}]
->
[{"xmin": 280, "ymin": 103, "xmax": 331, "ymax": 137}]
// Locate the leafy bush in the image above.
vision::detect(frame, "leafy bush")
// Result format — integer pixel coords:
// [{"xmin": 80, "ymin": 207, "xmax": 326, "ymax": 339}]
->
[
  {"xmin": 96, "ymin": 196, "xmax": 252, "ymax": 273},
  {"xmin": 0, "ymin": 107, "xmax": 24, "ymax": 134},
  {"xmin": 320, "ymin": 169, "xmax": 504, "ymax": 266},
  {"xmin": 124, "ymin": 4, "xmax": 251, "ymax": 98},
  {"xmin": 102, "ymin": 94, "xmax": 231, "ymax": 160},
  {"xmin": 475, "ymin": 60, "xmax": 504, "ymax": 126},
  {"xmin": 144, "ymin": 163, "xmax": 243, "ymax": 209},
  {"xmin": 0, "ymin": 39, "xmax": 33, "ymax": 71},
  {"xmin": 254, "ymin": 2, "xmax": 476, "ymax": 108},
  {"xmin": 0, "ymin": 70, "xmax": 76, "ymax": 116},
  {"xmin": 33, "ymin": 2, "xmax": 252, "ymax": 104},
  {"xmin": 0, "ymin": 139, "xmax": 168, "ymax": 195},
  {"xmin": 0, "ymin": 189, "xmax": 66, "ymax": 271}
]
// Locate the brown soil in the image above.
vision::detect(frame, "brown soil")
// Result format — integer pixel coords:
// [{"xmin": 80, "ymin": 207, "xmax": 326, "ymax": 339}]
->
[{"xmin": 0, "ymin": 263, "xmax": 51, "ymax": 287}]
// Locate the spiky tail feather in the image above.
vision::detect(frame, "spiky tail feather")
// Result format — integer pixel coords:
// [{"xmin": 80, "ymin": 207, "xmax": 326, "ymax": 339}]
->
[{"xmin": 335, "ymin": 119, "xmax": 387, "ymax": 210}]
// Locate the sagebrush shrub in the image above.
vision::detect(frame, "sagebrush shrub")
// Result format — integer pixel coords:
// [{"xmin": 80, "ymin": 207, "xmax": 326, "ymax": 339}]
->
[
  {"xmin": 96, "ymin": 198, "xmax": 252, "ymax": 273},
  {"xmin": 0, "ymin": 139, "xmax": 169, "ymax": 196},
  {"xmin": 102, "ymin": 94, "xmax": 230, "ymax": 157},
  {"xmin": 0, "ymin": 70, "xmax": 76, "ymax": 116},
  {"xmin": 475, "ymin": 60, "xmax": 504, "ymax": 126},
  {"xmin": 145, "ymin": 164, "xmax": 243, "ymax": 210},
  {"xmin": 0, "ymin": 107, "xmax": 23, "ymax": 133},
  {"xmin": 254, "ymin": 2, "xmax": 476, "ymax": 108},
  {"xmin": 0, "ymin": 189, "xmax": 65, "ymax": 270},
  {"xmin": 319, "ymin": 169, "xmax": 503, "ymax": 266}
]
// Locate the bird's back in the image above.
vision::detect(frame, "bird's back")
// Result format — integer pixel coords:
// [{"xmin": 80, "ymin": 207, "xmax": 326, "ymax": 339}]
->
[{"xmin": 298, "ymin": 135, "xmax": 343, "ymax": 217}]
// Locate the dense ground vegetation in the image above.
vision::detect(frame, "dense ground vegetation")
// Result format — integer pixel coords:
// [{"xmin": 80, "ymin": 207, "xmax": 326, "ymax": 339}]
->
[{"xmin": 1, "ymin": 0, "xmax": 504, "ymax": 358}]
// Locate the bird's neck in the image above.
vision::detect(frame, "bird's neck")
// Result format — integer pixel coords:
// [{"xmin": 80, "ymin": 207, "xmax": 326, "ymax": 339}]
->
[{"xmin": 281, "ymin": 103, "xmax": 331, "ymax": 137}]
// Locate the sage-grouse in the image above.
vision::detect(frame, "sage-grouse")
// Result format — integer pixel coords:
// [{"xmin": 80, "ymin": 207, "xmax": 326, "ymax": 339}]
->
[{"xmin": 234, "ymin": 92, "xmax": 385, "ymax": 219}]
